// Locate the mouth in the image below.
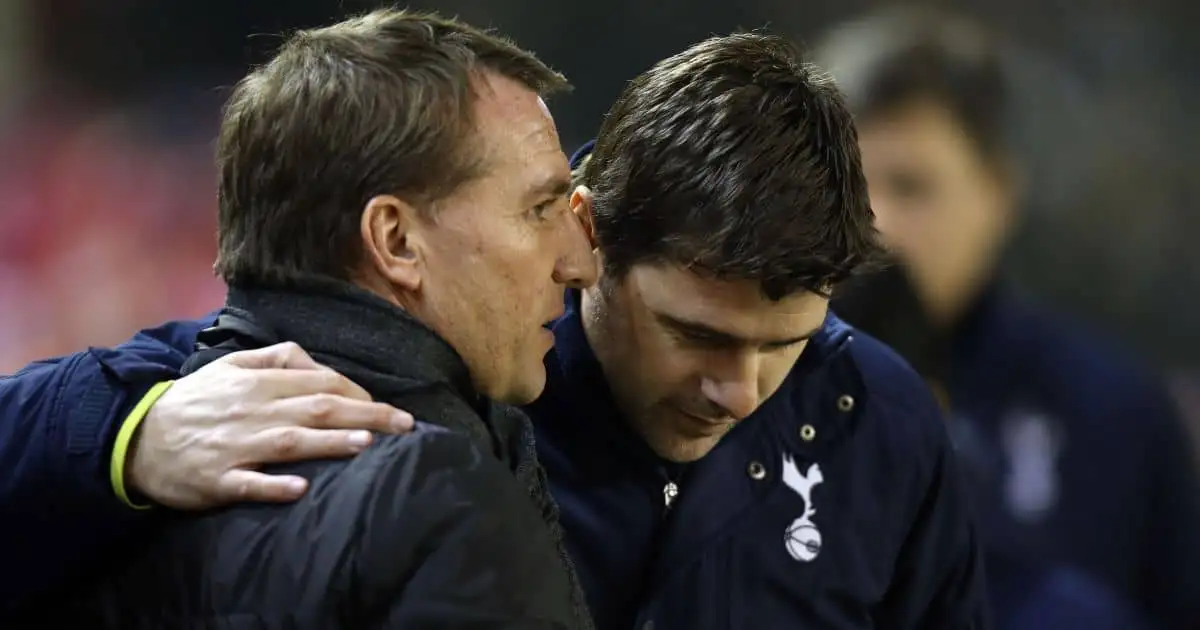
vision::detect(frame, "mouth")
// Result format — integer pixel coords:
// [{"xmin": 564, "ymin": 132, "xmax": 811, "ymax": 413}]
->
[
  {"xmin": 671, "ymin": 409, "xmax": 737, "ymax": 440},
  {"xmin": 678, "ymin": 409, "xmax": 736, "ymax": 427}
]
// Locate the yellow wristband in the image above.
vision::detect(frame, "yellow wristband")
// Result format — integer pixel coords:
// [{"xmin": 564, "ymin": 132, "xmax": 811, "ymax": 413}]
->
[{"xmin": 110, "ymin": 380, "xmax": 175, "ymax": 510}]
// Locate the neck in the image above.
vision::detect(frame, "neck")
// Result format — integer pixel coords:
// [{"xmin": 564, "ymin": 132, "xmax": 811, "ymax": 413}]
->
[
  {"xmin": 920, "ymin": 256, "xmax": 999, "ymax": 329},
  {"xmin": 578, "ymin": 285, "xmax": 609, "ymax": 372},
  {"xmin": 579, "ymin": 284, "xmax": 644, "ymax": 423}
]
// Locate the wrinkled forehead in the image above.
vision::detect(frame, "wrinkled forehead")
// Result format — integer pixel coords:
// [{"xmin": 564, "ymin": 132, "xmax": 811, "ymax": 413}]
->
[{"xmin": 469, "ymin": 75, "xmax": 568, "ymax": 186}]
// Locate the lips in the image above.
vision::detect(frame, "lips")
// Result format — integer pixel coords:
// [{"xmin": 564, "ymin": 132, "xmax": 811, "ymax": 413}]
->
[
  {"xmin": 672, "ymin": 412, "xmax": 735, "ymax": 439},
  {"xmin": 678, "ymin": 408, "xmax": 736, "ymax": 427}
]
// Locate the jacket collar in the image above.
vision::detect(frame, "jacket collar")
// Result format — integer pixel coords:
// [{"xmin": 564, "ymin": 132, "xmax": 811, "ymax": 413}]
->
[
  {"xmin": 569, "ymin": 140, "xmax": 596, "ymax": 170},
  {"xmin": 193, "ymin": 277, "xmax": 477, "ymax": 405}
]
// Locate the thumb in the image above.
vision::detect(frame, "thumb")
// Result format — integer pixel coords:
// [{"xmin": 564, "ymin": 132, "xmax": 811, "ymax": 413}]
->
[{"xmin": 218, "ymin": 341, "xmax": 329, "ymax": 371}]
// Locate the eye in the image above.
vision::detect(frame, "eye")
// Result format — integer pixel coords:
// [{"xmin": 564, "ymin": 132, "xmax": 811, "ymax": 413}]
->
[
  {"xmin": 673, "ymin": 328, "xmax": 730, "ymax": 350},
  {"xmin": 531, "ymin": 196, "xmax": 565, "ymax": 221},
  {"xmin": 762, "ymin": 339, "xmax": 801, "ymax": 353},
  {"xmin": 886, "ymin": 170, "xmax": 934, "ymax": 203}
]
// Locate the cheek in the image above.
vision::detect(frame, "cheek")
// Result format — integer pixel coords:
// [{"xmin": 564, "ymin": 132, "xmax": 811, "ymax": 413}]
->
[
  {"xmin": 429, "ymin": 226, "xmax": 535, "ymax": 334},
  {"xmin": 883, "ymin": 194, "xmax": 959, "ymax": 267},
  {"xmin": 464, "ymin": 225, "xmax": 548, "ymax": 298},
  {"xmin": 758, "ymin": 348, "xmax": 806, "ymax": 399},
  {"xmin": 627, "ymin": 327, "xmax": 697, "ymax": 394}
]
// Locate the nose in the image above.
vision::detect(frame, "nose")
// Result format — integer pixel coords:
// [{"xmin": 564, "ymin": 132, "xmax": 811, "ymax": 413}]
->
[
  {"xmin": 699, "ymin": 354, "xmax": 760, "ymax": 420},
  {"xmin": 551, "ymin": 206, "xmax": 599, "ymax": 289}
]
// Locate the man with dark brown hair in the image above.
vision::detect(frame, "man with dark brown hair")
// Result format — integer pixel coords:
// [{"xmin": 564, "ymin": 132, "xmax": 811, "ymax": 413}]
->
[
  {"xmin": 28, "ymin": 9, "xmax": 597, "ymax": 629},
  {"xmin": 534, "ymin": 33, "xmax": 987, "ymax": 629}
]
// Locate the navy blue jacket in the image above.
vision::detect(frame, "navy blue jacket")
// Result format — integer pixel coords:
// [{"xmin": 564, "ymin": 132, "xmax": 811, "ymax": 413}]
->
[
  {"xmin": 529, "ymin": 290, "xmax": 990, "ymax": 629},
  {"xmin": 0, "ymin": 318, "xmax": 201, "ymax": 614},
  {"xmin": 943, "ymin": 286, "xmax": 1200, "ymax": 630}
]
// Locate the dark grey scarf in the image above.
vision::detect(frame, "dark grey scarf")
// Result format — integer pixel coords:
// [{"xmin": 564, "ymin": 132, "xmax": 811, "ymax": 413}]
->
[{"xmin": 183, "ymin": 278, "xmax": 592, "ymax": 630}]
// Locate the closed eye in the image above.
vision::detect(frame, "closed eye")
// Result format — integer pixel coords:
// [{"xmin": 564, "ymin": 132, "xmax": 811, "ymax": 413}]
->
[
  {"xmin": 532, "ymin": 195, "xmax": 568, "ymax": 220},
  {"xmin": 657, "ymin": 312, "xmax": 817, "ymax": 352}
]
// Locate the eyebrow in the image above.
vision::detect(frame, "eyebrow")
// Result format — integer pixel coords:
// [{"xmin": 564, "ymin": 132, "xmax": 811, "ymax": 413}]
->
[
  {"xmin": 527, "ymin": 173, "xmax": 572, "ymax": 202},
  {"xmin": 654, "ymin": 311, "xmax": 820, "ymax": 348}
]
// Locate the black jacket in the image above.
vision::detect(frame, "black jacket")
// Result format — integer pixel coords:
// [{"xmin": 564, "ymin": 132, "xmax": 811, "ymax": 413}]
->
[{"xmin": 43, "ymin": 282, "xmax": 593, "ymax": 630}]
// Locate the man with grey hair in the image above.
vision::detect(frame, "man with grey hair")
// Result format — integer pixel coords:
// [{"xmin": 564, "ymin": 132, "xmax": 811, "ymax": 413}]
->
[{"xmin": 16, "ymin": 9, "xmax": 597, "ymax": 629}]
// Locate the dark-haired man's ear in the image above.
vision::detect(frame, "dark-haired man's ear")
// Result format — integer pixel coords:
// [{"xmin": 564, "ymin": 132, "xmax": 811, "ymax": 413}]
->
[
  {"xmin": 570, "ymin": 186, "xmax": 598, "ymax": 250},
  {"xmin": 360, "ymin": 194, "xmax": 426, "ymax": 294}
]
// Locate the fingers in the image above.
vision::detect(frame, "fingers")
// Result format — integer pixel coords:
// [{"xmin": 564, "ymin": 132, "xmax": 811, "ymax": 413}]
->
[
  {"xmin": 266, "ymin": 394, "xmax": 414, "ymax": 433},
  {"xmin": 245, "ymin": 368, "xmax": 373, "ymax": 402},
  {"xmin": 248, "ymin": 396, "xmax": 415, "ymax": 459},
  {"xmin": 244, "ymin": 425, "xmax": 376, "ymax": 465},
  {"xmin": 215, "ymin": 469, "xmax": 309, "ymax": 504},
  {"xmin": 214, "ymin": 342, "xmax": 376, "ymax": 403},
  {"xmin": 220, "ymin": 341, "xmax": 324, "ymax": 371}
]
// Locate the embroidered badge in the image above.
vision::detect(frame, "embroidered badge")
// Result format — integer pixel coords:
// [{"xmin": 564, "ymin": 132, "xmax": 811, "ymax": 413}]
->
[{"xmin": 781, "ymin": 453, "xmax": 824, "ymax": 562}]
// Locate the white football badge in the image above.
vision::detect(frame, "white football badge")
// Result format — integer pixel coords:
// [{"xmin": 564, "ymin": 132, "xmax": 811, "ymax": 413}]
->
[{"xmin": 781, "ymin": 453, "xmax": 824, "ymax": 562}]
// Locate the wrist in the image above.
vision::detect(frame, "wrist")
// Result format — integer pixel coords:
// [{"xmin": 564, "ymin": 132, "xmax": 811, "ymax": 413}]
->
[
  {"xmin": 110, "ymin": 380, "xmax": 174, "ymax": 509},
  {"xmin": 122, "ymin": 413, "xmax": 154, "ymax": 508}
]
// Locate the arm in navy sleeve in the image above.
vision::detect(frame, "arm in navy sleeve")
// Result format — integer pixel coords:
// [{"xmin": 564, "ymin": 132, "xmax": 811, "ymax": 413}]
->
[
  {"xmin": 877, "ymin": 402, "xmax": 992, "ymax": 630},
  {"xmin": 0, "ymin": 316, "xmax": 211, "ymax": 614}
]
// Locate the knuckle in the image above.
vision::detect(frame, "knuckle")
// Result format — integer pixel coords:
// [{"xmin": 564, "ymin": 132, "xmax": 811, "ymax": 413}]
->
[
  {"xmin": 231, "ymin": 372, "xmax": 263, "ymax": 400},
  {"xmin": 224, "ymin": 400, "xmax": 255, "ymax": 423},
  {"xmin": 306, "ymin": 394, "xmax": 339, "ymax": 424},
  {"xmin": 277, "ymin": 341, "xmax": 304, "ymax": 359},
  {"xmin": 272, "ymin": 427, "xmax": 304, "ymax": 458}
]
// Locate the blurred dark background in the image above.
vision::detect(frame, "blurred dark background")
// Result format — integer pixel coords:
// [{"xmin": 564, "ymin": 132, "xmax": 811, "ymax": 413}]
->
[{"xmin": 1, "ymin": 0, "xmax": 1197, "ymax": 422}]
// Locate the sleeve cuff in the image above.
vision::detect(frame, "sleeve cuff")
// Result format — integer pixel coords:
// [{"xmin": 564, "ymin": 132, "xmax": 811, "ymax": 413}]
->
[{"xmin": 109, "ymin": 380, "xmax": 175, "ymax": 510}]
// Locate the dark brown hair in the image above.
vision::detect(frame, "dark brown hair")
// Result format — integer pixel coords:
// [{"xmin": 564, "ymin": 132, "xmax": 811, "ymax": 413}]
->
[
  {"xmin": 816, "ymin": 8, "xmax": 1010, "ymax": 162},
  {"xmin": 214, "ymin": 8, "xmax": 569, "ymax": 287},
  {"xmin": 581, "ymin": 32, "xmax": 882, "ymax": 300}
]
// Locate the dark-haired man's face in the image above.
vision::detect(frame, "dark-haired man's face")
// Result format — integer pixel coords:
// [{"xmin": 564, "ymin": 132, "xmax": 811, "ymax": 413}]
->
[
  {"xmin": 582, "ymin": 264, "xmax": 828, "ymax": 462},
  {"xmin": 856, "ymin": 99, "xmax": 1013, "ymax": 322}
]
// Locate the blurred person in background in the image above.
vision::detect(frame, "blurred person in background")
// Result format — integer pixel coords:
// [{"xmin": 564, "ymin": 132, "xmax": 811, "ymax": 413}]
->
[{"xmin": 819, "ymin": 8, "xmax": 1200, "ymax": 630}]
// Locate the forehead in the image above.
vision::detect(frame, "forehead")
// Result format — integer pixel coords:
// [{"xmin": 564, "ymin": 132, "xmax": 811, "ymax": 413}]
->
[
  {"xmin": 471, "ymin": 72, "xmax": 568, "ymax": 182},
  {"xmin": 626, "ymin": 264, "xmax": 828, "ymax": 337},
  {"xmin": 858, "ymin": 101, "xmax": 982, "ymax": 170}
]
